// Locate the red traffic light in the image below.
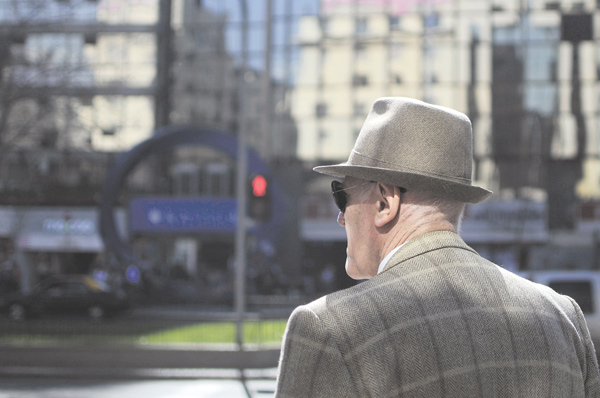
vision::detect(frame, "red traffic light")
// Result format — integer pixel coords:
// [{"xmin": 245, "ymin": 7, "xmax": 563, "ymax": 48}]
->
[{"xmin": 252, "ymin": 175, "xmax": 268, "ymax": 197}]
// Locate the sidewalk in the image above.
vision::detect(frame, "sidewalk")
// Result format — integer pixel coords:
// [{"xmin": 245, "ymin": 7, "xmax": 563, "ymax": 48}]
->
[{"xmin": 0, "ymin": 342, "xmax": 280, "ymax": 380}]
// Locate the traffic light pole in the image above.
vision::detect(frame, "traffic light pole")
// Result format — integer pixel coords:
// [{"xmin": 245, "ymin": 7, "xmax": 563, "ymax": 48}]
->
[{"xmin": 234, "ymin": 0, "xmax": 249, "ymax": 352}]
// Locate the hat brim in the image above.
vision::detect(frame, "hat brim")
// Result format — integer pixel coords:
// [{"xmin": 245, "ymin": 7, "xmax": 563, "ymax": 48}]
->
[{"xmin": 314, "ymin": 164, "xmax": 492, "ymax": 204}]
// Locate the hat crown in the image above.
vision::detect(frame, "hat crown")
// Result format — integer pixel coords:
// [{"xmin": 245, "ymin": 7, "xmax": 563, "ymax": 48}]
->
[
  {"xmin": 314, "ymin": 97, "xmax": 492, "ymax": 204},
  {"xmin": 351, "ymin": 97, "xmax": 472, "ymax": 184}
]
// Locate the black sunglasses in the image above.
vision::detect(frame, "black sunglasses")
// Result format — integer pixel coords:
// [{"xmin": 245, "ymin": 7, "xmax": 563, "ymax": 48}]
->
[
  {"xmin": 331, "ymin": 180, "xmax": 374, "ymax": 213},
  {"xmin": 331, "ymin": 180, "xmax": 407, "ymax": 213}
]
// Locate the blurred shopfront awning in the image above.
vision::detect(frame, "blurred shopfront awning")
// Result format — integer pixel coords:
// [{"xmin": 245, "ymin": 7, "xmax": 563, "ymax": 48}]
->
[{"xmin": 13, "ymin": 208, "xmax": 105, "ymax": 252}]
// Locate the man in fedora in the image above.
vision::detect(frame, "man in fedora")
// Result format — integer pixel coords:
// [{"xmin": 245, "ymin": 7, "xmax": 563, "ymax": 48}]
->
[{"xmin": 275, "ymin": 97, "xmax": 600, "ymax": 397}]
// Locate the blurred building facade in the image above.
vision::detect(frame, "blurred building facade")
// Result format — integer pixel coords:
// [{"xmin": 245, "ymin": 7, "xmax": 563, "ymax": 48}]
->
[
  {"xmin": 1, "ymin": 0, "xmax": 600, "ymax": 299},
  {"xmin": 0, "ymin": 0, "xmax": 159, "ymax": 293},
  {"xmin": 0, "ymin": 0, "xmax": 300, "ymax": 298},
  {"xmin": 295, "ymin": 0, "xmax": 600, "ymax": 274}
]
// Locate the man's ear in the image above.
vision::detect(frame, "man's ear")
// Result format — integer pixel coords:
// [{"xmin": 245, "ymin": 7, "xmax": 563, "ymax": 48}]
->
[{"xmin": 374, "ymin": 182, "xmax": 401, "ymax": 228}]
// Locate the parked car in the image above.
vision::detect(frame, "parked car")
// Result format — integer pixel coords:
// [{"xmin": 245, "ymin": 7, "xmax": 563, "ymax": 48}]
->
[
  {"xmin": 520, "ymin": 270, "xmax": 600, "ymax": 348},
  {"xmin": 3, "ymin": 275, "xmax": 128, "ymax": 321}
]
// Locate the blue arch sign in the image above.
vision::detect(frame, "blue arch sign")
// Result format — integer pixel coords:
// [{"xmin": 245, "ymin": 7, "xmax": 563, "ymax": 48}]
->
[{"xmin": 98, "ymin": 125, "xmax": 286, "ymax": 264}]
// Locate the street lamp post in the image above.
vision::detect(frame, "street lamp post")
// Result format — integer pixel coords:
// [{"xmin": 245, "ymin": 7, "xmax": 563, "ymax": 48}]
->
[{"xmin": 234, "ymin": 0, "xmax": 249, "ymax": 351}]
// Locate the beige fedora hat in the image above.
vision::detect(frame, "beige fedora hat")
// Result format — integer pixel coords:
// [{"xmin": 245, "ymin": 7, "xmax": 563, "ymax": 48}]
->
[{"xmin": 314, "ymin": 97, "xmax": 492, "ymax": 204}]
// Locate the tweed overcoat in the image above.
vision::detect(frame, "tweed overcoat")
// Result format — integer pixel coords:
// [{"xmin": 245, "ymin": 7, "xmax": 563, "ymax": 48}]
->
[{"xmin": 275, "ymin": 231, "xmax": 600, "ymax": 397}]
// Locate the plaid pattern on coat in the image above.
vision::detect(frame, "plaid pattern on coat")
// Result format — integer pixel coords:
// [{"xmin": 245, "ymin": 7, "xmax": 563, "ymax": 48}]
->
[{"xmin": 275, "ymin": 231, "xmax": 600, "ymax": 397}]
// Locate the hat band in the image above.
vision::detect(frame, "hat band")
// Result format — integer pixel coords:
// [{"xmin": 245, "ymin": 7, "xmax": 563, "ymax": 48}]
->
[{"xmin": 348, "ymin": 150, "xmax": 473, "ymax": 185}]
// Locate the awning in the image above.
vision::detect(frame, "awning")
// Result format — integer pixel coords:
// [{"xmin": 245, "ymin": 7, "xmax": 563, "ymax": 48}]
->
[
  {"xmin": 14, "ymin": 207, "xmax": 105, "ymax": 252},
  {"xmin": 16, "ymin": 232, "xmax": 103, "ymax": 252}
]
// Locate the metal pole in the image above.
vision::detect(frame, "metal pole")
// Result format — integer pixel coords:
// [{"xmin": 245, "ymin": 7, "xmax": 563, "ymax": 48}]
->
[
  {"xmin": 155, "ymin": 0, "xmax": 172, "ymax": 130},
  {"xmin": 261, "ymin": 0, "xmax": 273, "ymax": 159},
  {"xmin": 422, "ymin": 0, "xmax": 433, "ymax": 103},
  {"xmin": 234, "ymin": 0, "xmax": 249, "ymax": 351}
]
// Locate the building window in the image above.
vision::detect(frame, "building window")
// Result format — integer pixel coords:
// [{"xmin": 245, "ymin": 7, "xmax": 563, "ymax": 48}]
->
[
  {"xmin": 424, "ymin": 13, "xmax": 439, "ymax": 29},
  {"xmin": 316, "ymin": 103, "xmax": 328, "ymax": 118},
  {"xmin": 318, "ymin": 129, "xmax": 328, "ymax": 140},
  {"xmin": 572, "ymin": 2, "xmax": 585, "ymax": 12},
  {"xmin": 353, "ymin": 102, "xmax": 365, "ymax": 116},
  {"xmin": 204, "ymin": 163, "xmax": 230, "ymax": 197},
  {"xmin": 193, "ymin": 27, "xmax": 204, "ymax": 45},
  {"xmin": 320, "ymin": 17, "xmax": 329, "ymax": 34},
  {"xmin": 561, "ymin": 13, "xmax": 593, "ymax": 41},
  {"xmin": 352, "ymin": 74, "xmax": 368, "ymax": 86},
  {"xmin": 356, "ymin": 17, "xmax": 368, "ymax": 34},
  {"xmin": 389, "ymin": 15, "xmax": 401, "ymax": 31},
  {"xmin": 354, "ymin": 43, "xmax": 366, "ymax": 60},
  {"xmin": 320, "ymin": 48, "xmax": 327, "ymax": 66}
]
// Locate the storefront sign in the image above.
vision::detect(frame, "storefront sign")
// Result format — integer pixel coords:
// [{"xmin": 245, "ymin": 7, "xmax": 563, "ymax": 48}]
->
[
  {"xmin": 42, "ymin": 218, "xmax": 95, "ymax": 235},
  {"xmin": 15, "ymin": 208, "xmax": 105, "ymax": 252},
  {"xmin": 130, "ymin": 197, "xmax": 237, "ymax": 233}
]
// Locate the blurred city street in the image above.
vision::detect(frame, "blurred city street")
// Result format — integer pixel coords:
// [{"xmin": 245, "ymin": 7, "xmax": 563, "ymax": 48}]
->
[
  {"xmin": 0, "ymin": 377, "xmax": 276, "ymax": 398},
  {"xmin": 0, "ymin": 306, "xmax": 282, "ymax": 398}
]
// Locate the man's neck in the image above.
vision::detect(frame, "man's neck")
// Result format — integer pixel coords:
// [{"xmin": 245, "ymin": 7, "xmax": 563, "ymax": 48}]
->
[{"xmin": 379, "ymin": 219, "xmax": 456, "ymax": 265}]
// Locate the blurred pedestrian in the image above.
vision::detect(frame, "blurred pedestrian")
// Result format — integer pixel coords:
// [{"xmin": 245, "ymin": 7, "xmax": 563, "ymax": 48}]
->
[
  {"xmin": 0, "ymin": 255, "xmax": 19, "ymax": 295},
  {"xmin": 275, "ymin": 97, "xmax": 600, "ymax": 397}
]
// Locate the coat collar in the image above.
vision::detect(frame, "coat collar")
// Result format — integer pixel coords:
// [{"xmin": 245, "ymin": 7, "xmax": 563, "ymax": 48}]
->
[{"xmin": 380, "ymin": 231, "xmax": 478, "ymax": 274}]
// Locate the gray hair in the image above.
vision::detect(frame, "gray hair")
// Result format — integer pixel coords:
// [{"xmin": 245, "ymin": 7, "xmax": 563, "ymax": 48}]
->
[{"xmin": 408, "ymin": 190, "xmax": 466, "ymax": 231}]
